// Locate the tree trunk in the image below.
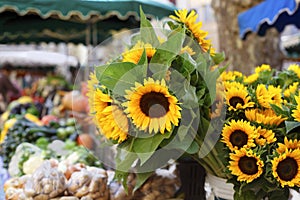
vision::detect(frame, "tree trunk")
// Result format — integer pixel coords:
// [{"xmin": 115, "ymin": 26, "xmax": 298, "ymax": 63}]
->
[{"xmin": 211, "ymin": 0, "xmax": 284, "ymax": 75}]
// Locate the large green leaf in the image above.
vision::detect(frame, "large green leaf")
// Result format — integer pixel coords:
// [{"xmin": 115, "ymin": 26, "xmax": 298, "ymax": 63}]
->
[
  {"xmin": 133, "ymin": 131, "xmax": 172, "ymax": 165},
  {"xmin": 149, "ymin": 27, "xmax": 186, "ymax": 80},
  {"xmin": 169, "ymin": 69, "xmax": 190, "ymax": 99},
  {"xmin": 96, "ymin": 62, "xmax": 148, "ymax": 96},
  {"xmin": 168, "ymin": 70, "xmax": 198, "ymax": 109},
  {"xmin": 115, "ymin": 148, "xmax": 139, "ymax": 172},
  {"xmin": 181, "ymin": 85, "xmax": 199, "ymax": 109},
  {"xmin": 95, "ymin": 62, "xmax": 136, "ymax": 88},
  {"xmin": 115, "ymin": 149, "xmax": 139, "ymax": 192},
  {"xmin": 139, "ymin": 7, "xmax": 160, "ymax": 47},
  {"xmin": 195, "ymin": 52, "xmax": 210, "ymax": 74}
]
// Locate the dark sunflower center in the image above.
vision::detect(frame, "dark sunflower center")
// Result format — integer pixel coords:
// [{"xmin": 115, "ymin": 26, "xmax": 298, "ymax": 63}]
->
[
  {"xmin": 238, "ymin": 156, "xmax": 259, "ymax": 175},
  {"xmin": 259, "ymin": 135, "xmax": 265, "ymax": 139},
  {"xmin": 271, "ymin": 96, "xmax": 276, "ymax": 100},
  {"xmin": 229, "ymin": 96, "xmax": 244, "ymax": 108},
  {"xmin": 276, "ymin": 157, "xmax": 298, "ymax": 181},
  {"xmin": 229, "ymin": 130, "xmax": 248, "ymax": 148},
  {"xmin": 140, "ymin": 92, "xmax": 170, "ymax": 118}
]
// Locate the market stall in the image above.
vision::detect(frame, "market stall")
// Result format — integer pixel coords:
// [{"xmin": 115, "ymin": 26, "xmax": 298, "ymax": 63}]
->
[
  {"xmin": 0, "ymin": 50, "xmax": 79, "ymax": 84},
  {"xmin": 0, "ymin": 0, "xmax": 176, "ymax": 45}
]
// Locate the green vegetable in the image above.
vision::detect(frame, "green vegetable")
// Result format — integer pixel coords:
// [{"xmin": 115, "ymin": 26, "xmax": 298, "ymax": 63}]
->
[
  {"xmin": 57, "ymin": 127, "xmax": 68, "ymax": 139},
  {"xmin": 66, "ymin": 118, "xmax": 76, "ymax": 126},
  {"xmin": 35, "ymin": 137, "xmax": 49, "ymax": 150}
]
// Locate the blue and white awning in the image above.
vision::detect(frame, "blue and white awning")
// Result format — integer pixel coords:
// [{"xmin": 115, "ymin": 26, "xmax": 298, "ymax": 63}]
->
[{"xmin": 238, "ymin": 0, "xmax": 300, "ymax": 40}]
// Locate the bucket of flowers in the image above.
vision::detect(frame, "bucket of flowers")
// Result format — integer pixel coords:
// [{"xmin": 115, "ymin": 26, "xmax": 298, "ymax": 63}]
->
[
  {"xmin": 86, "ymin": 7, "xmax": 225, "ymax": 196},
  {"xmin": 204, "ymin": 64, "xmax": 300, "ymax": 200}
]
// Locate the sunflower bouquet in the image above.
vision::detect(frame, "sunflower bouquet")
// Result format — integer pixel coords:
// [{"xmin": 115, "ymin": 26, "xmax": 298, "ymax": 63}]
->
[
  {"xmin": 87, "ymin": 8, "xmax": 225, "ymax": 190},
  {"xmin": 208, "ymin": 63, "xmax": 300, "ymax": 199}
]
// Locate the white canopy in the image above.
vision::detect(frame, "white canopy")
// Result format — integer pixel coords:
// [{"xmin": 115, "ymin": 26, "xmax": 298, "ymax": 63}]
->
[
  {"xmin": 0, "ymin": 50, "xmax": 79, "ymax": 80},
  {"xmin": 0, "ymin": 50, "xmax": 79, "ymax": 68}
]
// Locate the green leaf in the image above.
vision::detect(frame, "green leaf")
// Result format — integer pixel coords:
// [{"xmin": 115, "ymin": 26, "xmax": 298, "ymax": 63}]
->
[
  {"xmin": 177, "ymin": 126, "xmax": 189, "ymax": 141},
  {"xmin": 134, "ymin": 172, "xmax": 154, "ymax": 192},
  {"xmin": 96, "ymin": 62, "xmax": 136, "ymax": 88},
  {"xmin": 234, "ymin": 190, "xmax": 257, "ymax": 200},
  {"xmin": 167, "ymin": 21, "xmax": 179, "ymax": 30},
  {"xmin": 181, "ymin": 53, "xmax": 197, "ymax": 74},
  {"xmin": 115, "ymin": 148, "xmax": 139, "ymax": 172},
  {"xmin": 285, "ymin": 121, "xmax": 300, "ymax": 134},
  {"xmin": 212, "ymin": 52, "xmax": 225, "ymax": 65},
  {"xmin": 185, "ymin": 140, "xmax": 200, "ymax": 154},
  {"xmin": 195, "ymin": 53, "xmax": 210, "ymax": 74},
  {"xmin": 267, "ymin": 188, "xmax": 289, "ymax": 200},
  {"xmin": 169, "ymin": 70, "xmax": 190, "ymax": 99},
  {"xmin": 202, "ymin": 70, "xmax": 221, "ymax": 106},
  {"xmin": 139, "ymin": 7, "xmax": 160, "ymax": 47},
  {"xmin": 138, "ymin": 49, "xmax": 148, "ymax": 66},
  {"xmin": 114, "ymin": 148, "xmax": 139, "ymax": 193},
  {"xmin": 133, "ymin": 131, "xmax": 171, "ymax": 165},
  {"xmin": 181, "ymin": 85, "xmax": 199, "ymax": 109},
  {"xmin": 96, "ymin": 62, "xmax": 147, "ymax": 96},
  {"xmin": 270, "ymin": 104, "xmax": 289, "ymax": 118},
  {"xmin": 149, "ymin": 27, "xmax": 186, "ymax": 79},
  {"xmin": 114, "ymin": 170, "xmax": 129, "ymax": 192}
]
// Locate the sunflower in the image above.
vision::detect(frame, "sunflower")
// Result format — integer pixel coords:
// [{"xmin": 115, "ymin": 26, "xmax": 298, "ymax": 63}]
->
[
  {"xmin": 96, "ymin": 104, "xmax": 129, "ymax": 143},
  {"xmin": 87, "ymin": 72, "xmax": 100, "ymax": 114},
  {"xmin": 210, "ymin": 82, "xmax": 225, "ymax": 118},
  {"xmin": 124, "ymin": 78, "xmax": 181, "ymax": 134},
  {"xmin": 91, "ymin": 89, "xmax": 128, "ymax": 143},
  {"xmin": 284, "ymin": 82, "xmax": 299, "ymax": 98},
  {"xmin": 255, "ymin": 126, "xmax": 276, "ymax": 146},
  {"xmin": 210, "ymin": 99, "xmax": 224, "ymax": 119},
  {"xmin": 245, "ymin": 108, "xmax": 287, "ymax": 126},
  {"xmin": 271, "ymin": 149, "xmax": 300, "ymax": 187},
  {"xmin": 288, "ymin": 64, "xmax": 300, "ymax": 79},
  {"xmin": 268, "ymin": 85, "xmax": 283, "ymax": 106},
  {"xmin": 292, "ymin": 94, "xmax": 300, "ymax": 122},
  {"xmin": 122, "ymin": 41, "xmax": 156, "ymax": 64},
  {"xmin": 255, "ymin": 64, "xmax": 271, "ymax": 74},
  {"xmin": 170, "ymin": 9, "xmax": 215, "ymax": 55},
  {"xmin": 244, "ymin": 73, "xmax": 259, "ymax": 84},
  {"xmin": 256, "ymin": 84, "xmax": 282, "ymax": 109},
  {"xmin": 220, "ymin": 71, "xmax": 243, "ymax": 82},
  {"xmin": 225, "ymin": 86, "xmax": 254, "ymax": 111},
  {"xmin": 229, "ymin": 148, "xmax": 264, "ymax": 183},
  {"xmin": 277, "ymin": 137, "xmax": 300, "ymax": 154},
  {"xmin": 223, "ymin": 81, "xmax": 246, "ymax": 92},
  {"xmin": 180, "ymin": 46, "xmax": 195, "ymax": 56},
  {"xmin": 221, "ymin": 120, "xmax": 257, "ymax": 151}
]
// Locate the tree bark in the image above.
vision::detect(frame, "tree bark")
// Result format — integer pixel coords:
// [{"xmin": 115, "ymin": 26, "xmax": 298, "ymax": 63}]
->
[{"xmin": 211, "ymin": 0, "xmax": 284, "ymax": 75}]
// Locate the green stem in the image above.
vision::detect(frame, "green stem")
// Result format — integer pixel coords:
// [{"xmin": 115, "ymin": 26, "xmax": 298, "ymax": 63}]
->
[
  {"xmin": 191, "ymin": 154, "xmax": 215, "ymax": 176},
  {"xmin": 194, "ymin": 133, "xmax": 227, "ymax": 178}
]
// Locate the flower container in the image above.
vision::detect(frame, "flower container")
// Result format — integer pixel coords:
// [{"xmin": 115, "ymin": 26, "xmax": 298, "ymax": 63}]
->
[
  {"xmin": 178, "ymin": 159, "xmax": 206, "ymax": 200},
  {"xmin": 206, "ymin": 173, "xmax": 234, "ymax": 200}
]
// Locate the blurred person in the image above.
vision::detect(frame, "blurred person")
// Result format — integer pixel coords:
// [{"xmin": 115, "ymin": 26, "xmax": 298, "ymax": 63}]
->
[{"xmin": 0, "ymin": 65, "xmax": 21, "ymax": 107}]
